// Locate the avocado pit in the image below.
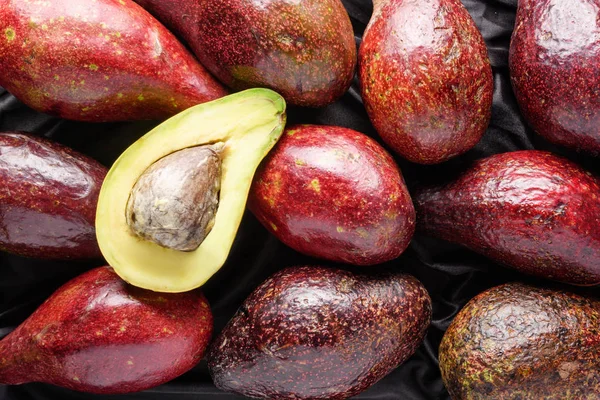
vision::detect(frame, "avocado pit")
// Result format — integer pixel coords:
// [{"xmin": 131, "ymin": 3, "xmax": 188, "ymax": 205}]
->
[{"xmin": 126, "ymin": 143, "xmax": 224, "ymax": 252}]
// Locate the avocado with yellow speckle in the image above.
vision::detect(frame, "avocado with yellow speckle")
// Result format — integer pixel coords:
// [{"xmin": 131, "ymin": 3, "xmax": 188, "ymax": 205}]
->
[
  {"xmin": 132, "ymin": 0, "xmax": 356, "ymax": 107},
  {"xmin": 95, "ymin": 89, "xmax": 286, "ymax": 293},
  {"xmin": 0, "ymin": 0, "xmax": 226, "ymax": 122},
  {"xmin": 440, "ymin": 282, "xmax": 600, "ymax": 399}
]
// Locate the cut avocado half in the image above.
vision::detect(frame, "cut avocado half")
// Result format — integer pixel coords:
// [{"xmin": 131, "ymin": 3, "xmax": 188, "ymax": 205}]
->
[{"xmin": 96, "ymin": 89, "xmax": 287, "ymax": 293}]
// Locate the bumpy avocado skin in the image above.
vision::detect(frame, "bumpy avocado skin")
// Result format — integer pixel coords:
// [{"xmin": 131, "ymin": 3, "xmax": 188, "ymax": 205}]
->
[
  {"xmin": 207, "ymin": 265, "xmax": 431, "ymax": 399},
  {"xmin": 414, "ymin": 150, "xmax": 600, "ymax": 286},
  {"xmin": 440, "ymin": 283, "xmax": 600, "ymax": 399}
]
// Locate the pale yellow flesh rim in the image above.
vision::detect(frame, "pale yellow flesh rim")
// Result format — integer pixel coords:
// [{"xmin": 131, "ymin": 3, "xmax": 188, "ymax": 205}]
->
[{"xmin": 95, "ymin": 89, "xmax": 286, "ymax": 293}]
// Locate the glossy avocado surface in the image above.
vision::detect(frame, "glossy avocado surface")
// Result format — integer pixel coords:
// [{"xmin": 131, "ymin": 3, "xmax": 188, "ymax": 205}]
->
[{"xmin": 2, "ymin": 1, "xmax": 598, "ymax": 399}]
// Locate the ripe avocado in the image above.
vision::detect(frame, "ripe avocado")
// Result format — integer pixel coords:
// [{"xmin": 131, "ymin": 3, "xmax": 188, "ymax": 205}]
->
[
  {"xmin": 95, "ymin": 89, "xmax": 286, "ymax": 293},
  {"xmin": 510, "ymin": 0, "xmax": 600, "ymax": 154},
  {"xmin": 440, "ymin": 282, "xmax": 600, "ymax": 399},
  {"xmin": 414, "ymin": 150, "xmax": 600, "ymax": 286},
  {"xmin": 249, "ymin": 124, "xmax": 416, "ymax": 266},
  {"xmin": 207, "ymin": 265, "xmax": 432, "ymax": 399}
]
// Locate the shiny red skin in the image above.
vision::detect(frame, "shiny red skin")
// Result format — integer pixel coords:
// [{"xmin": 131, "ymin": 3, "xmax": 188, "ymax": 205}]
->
[
  {"xmin": 415, "ymin": 150, "xmax": 600, "ymax": 286},
  {"xmin": 0, "ymin": 266, "xmax": 213, "ymax": 394},
  {"xmin": 0, "ymin": 0, "xmax": 226, "ymax": 122},
  {"xmin": 207, "ymin": 265, "xmax": 431, "ymax": 400},
  {"xmin": 0, "ymin": 133, "xmax": 106, "ymax": 260},
  {"xmin": 359, "ymin": 0, "xmax": 493, "ymax": 164},
  {"xmin": 249, "ymin": 125, "xmax": 416, "ymax": 266},
  {"xmin": 510, "ymin": 0, "xmax": 600, "ymax": 155},
  {"xmin": 133, "ymin": 0, "xmax": 356, "ymax": 107}
]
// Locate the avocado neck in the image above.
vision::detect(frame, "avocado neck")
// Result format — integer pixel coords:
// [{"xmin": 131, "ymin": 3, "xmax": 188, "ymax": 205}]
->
[{"xmin": 0, "ymin": 335, "xmax": 39, "ymax": 385}]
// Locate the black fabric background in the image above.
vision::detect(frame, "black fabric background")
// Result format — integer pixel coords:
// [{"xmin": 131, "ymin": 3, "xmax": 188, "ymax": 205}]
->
[{"xmin": 1, "ymin": 0, "xmax": 599, "ymax": 399}]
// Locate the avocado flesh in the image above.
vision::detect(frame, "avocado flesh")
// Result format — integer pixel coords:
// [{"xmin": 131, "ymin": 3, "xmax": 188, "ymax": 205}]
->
[{"xmin": 95, "ymin": 89, "xmax": 286, "ymax": 293}]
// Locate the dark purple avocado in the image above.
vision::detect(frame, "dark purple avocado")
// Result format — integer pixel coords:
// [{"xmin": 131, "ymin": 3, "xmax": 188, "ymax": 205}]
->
[
  {"xmin": 510, "ymin": 0, "xmax": 600, "ymax": 154},
  {"xmin": 132, "ymin": 0, "xmax": 357, "ymax": 108},
  {"xmin": 440, "ymin": 282, "xmax": 600, "ymax": 399},
  {"xmin": 0, "ymin": 132, "xmax": 106, "ymax": 259},
  {"xmin": 207, "ymin": 265, "xmax": 431, "ymax": 400},
  {"xmin": 414, "ymin": 150, "xmax": 600, "ymax": 286}
]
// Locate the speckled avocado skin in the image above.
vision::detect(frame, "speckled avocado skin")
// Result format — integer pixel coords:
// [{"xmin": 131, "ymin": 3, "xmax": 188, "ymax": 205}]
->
[
  {"xmin": 0, "ymin": 132, "xmax": 106, "ymax": 260},
  {"xmin": 249, "ymin": 125, "xmax": 416, "ymax": 266},
  {"xmin": 414, "ymin": 150, "xmax": 600, "ymax": 286},
  {"xmin": 359, "ymin": 0, "xmax": 493, "ymax": 164},
  {"xmin": 440, "ymin": 283, "xmax": 600, "ymax": 399},
  {"xmin": 510, "ymin": 0, "xmax": 600, "ymax": 154},
  {"xmin": 133, "ymin": 0, "xmax": 356, "ymax": 107},
  {"xmin": 207, "ymin": 265, "xmax": 431, "ymax": 400},
  {"xmin": 0, "ymin": 0, "xmax": 226, "ymax": 122},
  {"xmin": 0, "ymin": 266, "xmax": 213, "ymax": 394}
]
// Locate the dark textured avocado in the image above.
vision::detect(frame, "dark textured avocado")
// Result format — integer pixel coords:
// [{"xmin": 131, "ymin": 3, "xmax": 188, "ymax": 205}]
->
[
  {"xmin": 440, "ymin": 282, "xmax": 600, "ymax": 399},
  {"xmin": 414, "ymin": 150, "xmax": 600, "ymax": 286},
  {"xmin": 133, "ymin": 0, "xmax": 356, "ymax": 108},
  {"xmin": 207, "ymin": 265, "xmax": 431, "ymax": 399}
]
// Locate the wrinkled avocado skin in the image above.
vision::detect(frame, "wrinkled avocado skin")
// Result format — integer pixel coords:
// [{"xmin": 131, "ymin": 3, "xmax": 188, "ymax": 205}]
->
[{"xmin": 440, "ymin": 283, "xmax": 600, "ymax": 399}]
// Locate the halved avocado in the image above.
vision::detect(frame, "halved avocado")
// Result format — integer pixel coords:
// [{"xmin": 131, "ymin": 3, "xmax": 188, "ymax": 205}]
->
[{"xmin": 95, "ymin": 89, "xmax": 286, "ymax": 293}]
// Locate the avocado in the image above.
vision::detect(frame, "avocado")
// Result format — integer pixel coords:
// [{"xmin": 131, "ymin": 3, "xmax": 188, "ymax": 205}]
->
[
  {"xmin": 0, "ymin": 266, "xmax": 213, "ymax": 394},
  {"xmin": 0, "ymin": 132, "xmax": 106, "ymax": 260},
  {"xmin": 0, "ymin": 0, "xmax": 226, "ymax": 122},
  {"xmin": 207, "ymin": 265, "xmax": 432, "ymax": 400},
  {"xmin": 440, "ymin": 282, "xmax": 600, "ymax": 399},
  {"xmin": 95, "ymin": 89, "xmax": 286, "ymax": 293},
  {"xmin": 132, "ymin": 0, "xmax": 356, "ymax": 107},
  {"xmin": 249, "ymin": 124, "xmax": 416, "ymax": 266},
  {"xmin": 414, "ymin": 150, "xmax": 600, "ymax": 286},
  {"xmin": 359, "ymin": 0, "xmax": 493, "ymax": 164},
  {"xmin": 510, "ymin": 0, "xmax": 600, "ymax": 154}
]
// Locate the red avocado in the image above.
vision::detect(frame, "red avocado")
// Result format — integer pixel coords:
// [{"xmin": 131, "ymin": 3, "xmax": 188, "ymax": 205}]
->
[
  {"xmin": 359, "ymin": 0, "xmax": 493, "ymax": 164},
  {"xmin": 0, "ymin": 132, "xmax": 106, "ymax": 260},
  {"xmin": 132, "ymin": 0, "xmax": 356, "ymax": 107},
  {"xmin": 0, "ymin": 266, "xmax": 213, "ymax": 394},
  {"xmin": 208, "ymin": 265, "xmax": 432, "ymax": 400},
  {"xmin": 510, "ymin": 0, "xmax": 600, "ymax": 154},
  {"xmin": 0, "ymin": 0, "xmax": 226, "ymax": 122},
  {"xmin": 415, "ymin": 150, "xmax": 600, "ymax": 286},
  {"xmin": 249, "ymin": 124, "xmax": 415, "ymax": 266}
]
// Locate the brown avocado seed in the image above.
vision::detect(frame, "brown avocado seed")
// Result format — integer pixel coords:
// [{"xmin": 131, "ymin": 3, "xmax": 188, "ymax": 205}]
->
[{"xmin": 126, "ymin": 143, "xmax": 224, "ymax": 251}]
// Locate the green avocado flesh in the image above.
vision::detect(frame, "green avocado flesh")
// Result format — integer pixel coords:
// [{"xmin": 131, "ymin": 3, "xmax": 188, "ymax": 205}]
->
[{"xmin": 96, "ymin": 89, "xmax": 286, "ymax": 293}]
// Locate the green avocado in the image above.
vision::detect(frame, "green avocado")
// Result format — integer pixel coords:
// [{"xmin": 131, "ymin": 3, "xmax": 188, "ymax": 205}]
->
[{"xmin": 95, "ymin": 89, "xmax": 286, "ymax": 293}]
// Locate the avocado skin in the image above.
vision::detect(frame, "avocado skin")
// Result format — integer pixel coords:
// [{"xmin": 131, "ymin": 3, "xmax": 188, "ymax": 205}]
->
[
  {"xmin": 510, "ymin": 0, "xmax": 600, "ymax": 154},
  {"xmin": 440, "ymin": 282, "xmax": 600, "ymax": 399},
  {"xmin": 414, "ymin": 150, "xmax": 600, "ymax": 286},
  {"xmin": 359, "ymin": 0, "xmax": 493, "ymax": 164},
  {"xmin": 132, "ymin": 0, "xmax": 356, "ymax": 107},
  {"xmin": 0, "ymin": 266, "xmax": 213, "ymax": 394},
  {"xmin": 249, "ymin": 124, "xmax": 416, "ymax": 266},
  {"xmin": 0, "ymin": 0, "xmax": 226, "ymax": 122},
  {"xmin": 207, "ymin": 265, "xmax": 431, "ymax": 399},
  {"xmin": 0, "ymin": 132, "xmax": 106, "ymax": 259}
]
